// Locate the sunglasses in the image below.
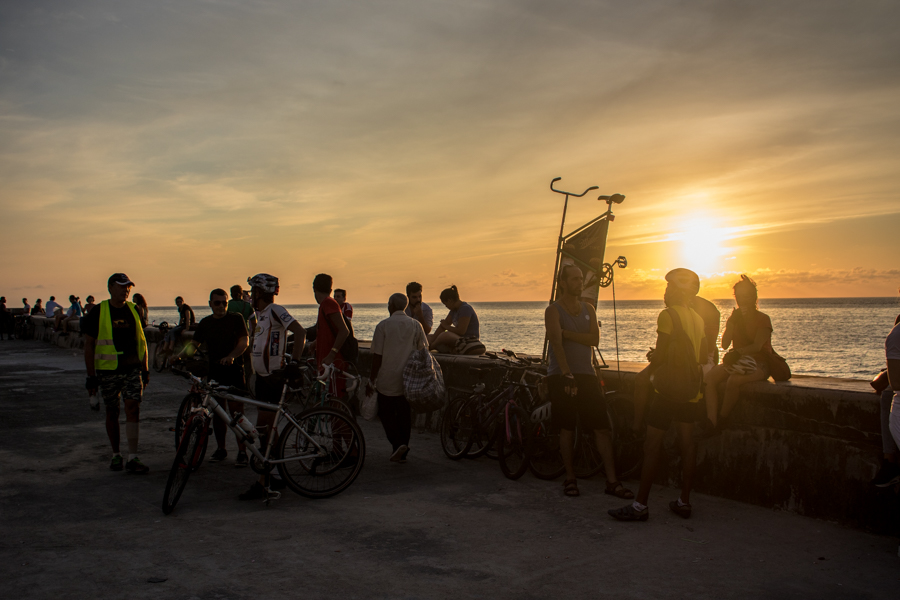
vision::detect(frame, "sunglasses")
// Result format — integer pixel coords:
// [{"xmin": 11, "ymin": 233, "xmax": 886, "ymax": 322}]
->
[{"xmin": 211, "ymin": 300, "xmax": 227, "ymax": 306}]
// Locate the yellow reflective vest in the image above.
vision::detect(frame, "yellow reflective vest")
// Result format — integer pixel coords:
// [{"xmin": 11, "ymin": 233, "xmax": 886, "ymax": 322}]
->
[{"xmin": 94, "ymin": 300, "xmax": 147, "ymax": 371}]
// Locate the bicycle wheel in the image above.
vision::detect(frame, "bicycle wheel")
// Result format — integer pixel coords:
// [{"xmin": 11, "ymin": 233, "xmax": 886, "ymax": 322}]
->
[
  {"xmin": 528, "ymin": 421, "xmax": 565, "ymax": 480},
  {"xmin": 606, "ymin": 396, "xmax": 644, "ymax": 480},
  {"xmin": 498, "ymin": 405, "xmax": 531, "ymax": 480},
  {"xmin": 572, "ymin": 427, "xmax": 603, "ymax": 479},
  {"xmin": 153, "ymin": 345, "xmax": 169, "ymax": 373},
  {"xmin": 277, "ymin": 407, "xmax": 365, "ymax": 499},
  {"xmin": 174, "ymin": 392, "xmax": 200, "ymax": 449},
  {"xmin": 440, "ymin": 397, "xmax": 474, "ymax": 460},
  {"xmin": 162, "ymin": 418, "xmax": 206, "ymax": 514}
]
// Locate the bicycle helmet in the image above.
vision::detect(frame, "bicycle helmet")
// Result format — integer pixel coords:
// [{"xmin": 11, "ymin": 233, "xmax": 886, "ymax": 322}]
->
[
  {"xmin": 247, "ymin": 273, "xmax": 279, "ymax": 294},
  {"xmin": 665, "ymin": 268, "xmax": 700, "ymax": 296},
  {"xmin": 725, "ymin": 355, "xmax": 758, "ymax": 375},
  {"xmin": 531, "ymin": 401, "xmax": 552, "ymax": 424}
]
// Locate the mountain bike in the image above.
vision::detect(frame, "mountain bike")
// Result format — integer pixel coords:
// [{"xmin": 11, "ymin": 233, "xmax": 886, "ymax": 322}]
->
[{"xmin": 162, "ymin": 363, "xmax": 366, "ymax": 515}]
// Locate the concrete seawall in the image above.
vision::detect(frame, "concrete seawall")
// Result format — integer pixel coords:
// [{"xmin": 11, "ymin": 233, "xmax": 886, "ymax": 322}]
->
[{"xmin": 23, "ymin": 316, "xmax": 899, "ymax": 534}]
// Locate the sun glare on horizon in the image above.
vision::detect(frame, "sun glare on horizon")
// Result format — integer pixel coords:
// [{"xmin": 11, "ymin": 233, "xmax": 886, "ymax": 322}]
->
[{"xmin": 678, "ymin": 215, "xmax": 729, "ymax": 274}]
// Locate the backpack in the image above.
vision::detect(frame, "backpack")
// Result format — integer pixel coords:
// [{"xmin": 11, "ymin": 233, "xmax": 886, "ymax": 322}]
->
[
  {"xmin": 403, "ymin": 348, "xmax": 447, "ymax": 413},
  {"xmin": 324, "ymin": 311, "xmax": 359, "ymax": 365},
  {"xmin": 651, "ymin": 308, "xmax": 703, "ymax": 402}
]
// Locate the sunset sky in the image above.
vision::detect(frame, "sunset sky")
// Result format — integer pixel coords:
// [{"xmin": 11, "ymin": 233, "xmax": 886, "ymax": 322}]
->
[{"xmin": 2, "ymin": 0, "xmax": 898, "ymax": 305}]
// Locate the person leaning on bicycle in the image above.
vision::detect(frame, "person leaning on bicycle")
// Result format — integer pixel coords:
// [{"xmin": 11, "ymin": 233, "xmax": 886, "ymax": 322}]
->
[
  {"xmin": 545, "ymin": 263, "xmax": 634, "ymax": 500},
  {"xmin": 177, "ymin": 288, "xmax": 250, "ymax": 467},
  {"xmin": 82, "ymin": 273, "xmax": 151, "ymax": 474},
  {"xmin": 239, "ymin": 273, "xmax": 306, "ymax": 501}
]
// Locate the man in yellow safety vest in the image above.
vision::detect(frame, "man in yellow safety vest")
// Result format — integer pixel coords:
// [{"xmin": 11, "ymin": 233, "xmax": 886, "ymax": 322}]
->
[{"xmin": 83, "ymin": 273, "xmax": 150, "ymax": 473}]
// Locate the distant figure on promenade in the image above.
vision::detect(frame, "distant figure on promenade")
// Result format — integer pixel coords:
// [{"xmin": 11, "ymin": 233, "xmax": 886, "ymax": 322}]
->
[
  {"xmin": 884, "ymin": 303, "xmax": 900, "ymax": 466},
  {"xmin": 701, "ymin": 275, "xmax": 773, "ymax": 435},
  {"xmin": 161, "ymin": 296, "xmax": 196, "ymax": 353},
  {"xmin": 366, "ymin": 293, "xmax": 427, "ymax": 463},
  {"xmin": 429, "ymin": 285, "xmax": 482, "ymax": 354},
  {"xmin": 313, "ymin": 274, "xmax": 352, "ymax": 392},
  {"xmin": 131, "ymin": 294, "xmax": 148, "ymax": 326},
  {"xmin": 179, "ymin": 288, "xmax": 250, "ymax": 466},
  {"xmin": 872, "ymin": 305, "xmax": 900, "ymax": 487},
  {"xmin": 83, "ymin": 295, "xmax": 96, "ymax": 315},
  {"xmin": 609, "ymin": 274, "xmax": 706, "ymax": 521},
  {"xmin": 44, "ymin": 296, "xmax": 62, "ymax": 320},
  {"xmin": 227, "ymin": 285, "xmax": 253, "ymax": 326},
  {"xmin": 22, "ymin": 298, "xmax": 31, "ymax": 315},
  {"xmin": 31, "ymin": 299, "xmax": 45, "ymax": 315},
  {"xmin": 334, "ymin": 288, "xmax": 353, "ymax": 321},
  {"xmin": 0, "ymin": 297, "xmax": 12, "ymax": 340},
  {"xmin": 545, "ymin": 265, "xmax": 633, "ymax": 499},
  {"xmin": 405, "ymin": 282, "xmax": 433, "ymax": 334},
  {"xmin": 240, "ymin": 273, "xmax": 306, "ymax": 500},
  {"xmin": 56, "ymin": 295, "xmax": 83, "ymax": 334},
  {"xmin": 631, "ymin": 269, "xmax": 719, "ymax": 433},
  {"xmin": 82, "ymin": 273, "xmax": 150, "ymax": 474}
]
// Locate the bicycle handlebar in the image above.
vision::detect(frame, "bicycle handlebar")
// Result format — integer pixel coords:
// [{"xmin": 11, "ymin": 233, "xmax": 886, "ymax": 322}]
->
[{"xmin": 550, "ymin": 177, "xmax": 598, "ymax": 198}]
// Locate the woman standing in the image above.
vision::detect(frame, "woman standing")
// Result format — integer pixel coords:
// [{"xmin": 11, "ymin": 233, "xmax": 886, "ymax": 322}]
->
[
  {"xmin": 428, "ymin": 285, "xmax": 480, "ymax": 354},
  {"xmin": 132, "ymin": 293, "xmax": 149, "ymax": 327},
  {"xmin": 703, "ymin": 275, "xmax": 774, "ymax": 432}
]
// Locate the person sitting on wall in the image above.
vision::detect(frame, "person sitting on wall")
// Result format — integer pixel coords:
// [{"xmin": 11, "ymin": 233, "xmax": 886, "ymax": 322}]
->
[
  {"xmin": 871, "ymin": 304, "xmax": 900, "ymax": 487},
  {"xmin": 161, "ymin": 296, "xmax": 195, "ymax": 353},
  {"xmin": 428, "ymin": 285, "xmax": 482, "ymax": 354},
  {"xmin": 334, "ymin": 288, "xmax": 353, "ymax": 321},
  {"xmin": 56, "ymin": 295, "xmax": 83, "ymax": 334},
  {"xmin": 31, "ymin": 299, "xmax": 45, "ymax": 316},
  {"xmin": 44, "ymin": 296, "xmax": 63, "ymax": 322},
  {"xmin": 700, "ymin": 275, "xmax": 773, "ymax": 436}
]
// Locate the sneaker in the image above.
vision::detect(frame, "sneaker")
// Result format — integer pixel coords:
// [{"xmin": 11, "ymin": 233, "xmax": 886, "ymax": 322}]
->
[
  {"xmin": 234, "ymin": 451, "xmax": 249, "ymax": 468},
  {"xmin": 608, "ymin": 504, "xmax": 649, "ymax": 522},
  {"xmin": 109, "ymin": 455, "xmax": 124, "ymax": 471},
  {"xmin": 209, "ymin": 448, "xmax": 227, "ymax": 463},
  {"xmin": 871, "ymin": 460, "xmax": 900, "ymax": 488},
  {"xmin": 125, "ymin": 457, "xmax": 149, "ymax": 474},
  {"xmin": 390, "ymin": 444, "xmax": 409, "ymax": 463},
  {"xmin": 669, "ymin": 500, "xmax": 692, "ymax": 519},
  {"xmin": 239, "ymin": 482, "xmax": 267, "ymax": 501}
]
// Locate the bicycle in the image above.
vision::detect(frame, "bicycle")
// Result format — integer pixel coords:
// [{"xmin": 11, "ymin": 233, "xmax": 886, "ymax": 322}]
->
[
  {"xmin": 153, "ymin": 322, "xmax": 206, "ymax": 373},
  {"xmin": 162, "ymin": 363, "xmax": 366, "ymax": 515}
]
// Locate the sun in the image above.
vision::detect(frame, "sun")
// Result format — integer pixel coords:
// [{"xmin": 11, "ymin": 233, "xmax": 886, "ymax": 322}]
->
[{"xmin": 678, "ymin": 216, "xmax": 727, "ymax": 273}]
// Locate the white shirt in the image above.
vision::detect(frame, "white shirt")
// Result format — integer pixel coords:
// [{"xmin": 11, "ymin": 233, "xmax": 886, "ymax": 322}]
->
[
  {"xmin": 405, "ymin": 301, "xmax": 434, "ymax": 332},
  {"xmin": 45, "ymin": 300, "xmax": 62, "ymax": 315},
  {"xmin": 250, "ymin": 303, "xmax": 296, "ymax": 376},
  {"xmin": 371, "ymin": 310, "xmax": 427, "ymax": 396}
]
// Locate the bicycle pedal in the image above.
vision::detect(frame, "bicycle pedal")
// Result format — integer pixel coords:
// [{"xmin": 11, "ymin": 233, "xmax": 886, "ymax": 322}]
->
[{"xmin": 265, "ymin": 489, "xmax": 282, "ymax": 502}]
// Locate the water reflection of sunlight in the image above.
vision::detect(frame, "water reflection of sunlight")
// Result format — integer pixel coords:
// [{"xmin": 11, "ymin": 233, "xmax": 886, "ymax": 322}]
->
[{"xmin": 679, "ymin": 216, "xmax": 727, "ymax": 273}]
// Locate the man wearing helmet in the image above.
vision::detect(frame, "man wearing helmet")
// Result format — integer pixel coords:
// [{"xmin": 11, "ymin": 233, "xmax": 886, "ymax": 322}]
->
[
  {"xmin": 631, "ymin": 268, "xmax": 720, "ymax": 433},
  {"xmin": 240, "ymin": 273, "xmax": 306, "ymax": 500}
]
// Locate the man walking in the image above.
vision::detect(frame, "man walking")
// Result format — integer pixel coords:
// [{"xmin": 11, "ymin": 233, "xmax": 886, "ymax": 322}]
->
[
  {"xmin": 545, "ymin": 264, "xmax": 633, "ymax": 499},
  {"xmin": 366, "ymin": 293, "xmax": 427, "ymax": 462},
  {"xmin": 405, "ymin": 282, "xmax": 433, "ymax": 334},
  {"xmin": 82, "ymin": 273, "xmax": 150, "ymax": 473},
  {"xmin": 240, "ymin": 273, "xmax": 306, "ymax": 500},
  {"xmin": 313, "ymin": 274, "xmax": 350, "ymax": 378},
  {"xmin": 180, "ymin": 288, "xmax": 250, "ymax": 466}
]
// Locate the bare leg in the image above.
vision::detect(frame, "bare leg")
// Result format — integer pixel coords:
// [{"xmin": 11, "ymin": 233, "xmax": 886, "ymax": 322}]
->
[
  {"xmin": 633, "ymin": 365, "xmax": 654, "ymax": 432},
  {"xmin": 429, "ymin": 331, "xmax": 460, "ymax": 352},
  {"xmin": 636, "ymin": 426, "xmax": 666, "ymax": 505},
  {"xmin": 704, "ymin": 365, "xmax": 729, "ymax": 425},
  {"xmin": 560, "ymin": 428, "xmax": 576, "ymax": 482},
  {"xmin": 594, "ymin": 429, "xmax": 619, "ymax": 483},
  {"xmin": 720, "ymin": 367, "xmax": 768, "ymax": 420},
  {"xmin": 676, "ymin": 421, "xmax": 696, "ymax": 504}
]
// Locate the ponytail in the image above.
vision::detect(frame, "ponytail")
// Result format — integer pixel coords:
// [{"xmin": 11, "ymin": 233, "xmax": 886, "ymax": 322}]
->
[{"xmin": 440, "ymin": 285, "xmax": 460, "ymax": 304}]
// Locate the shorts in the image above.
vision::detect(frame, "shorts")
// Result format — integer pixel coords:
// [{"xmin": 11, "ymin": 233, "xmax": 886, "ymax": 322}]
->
[
  {"xmin": 646, "ymin": 392, "xmax": 700, "ymax": 431},
  {"xmin": 255, "ymin": 374, "xmax": 285, "ymax": 410},
  {"xmin": 98, "ymin": 369, "xmax": 143, "ymax": 408},
  {"xmin": 549, "ymin": 373, "xmax": 610, "ymax": 432}
]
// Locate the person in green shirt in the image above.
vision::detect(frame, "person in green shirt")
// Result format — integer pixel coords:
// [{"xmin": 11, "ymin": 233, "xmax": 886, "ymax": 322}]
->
[{"xmin": 227, "ymin": 285, "xmax": 254, "ymax": 326}]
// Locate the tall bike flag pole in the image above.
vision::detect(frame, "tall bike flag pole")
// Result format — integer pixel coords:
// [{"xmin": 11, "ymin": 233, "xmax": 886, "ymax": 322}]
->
[{"xmin": 547, "ymin": 177, "xmax": 598, "ymax": 307}]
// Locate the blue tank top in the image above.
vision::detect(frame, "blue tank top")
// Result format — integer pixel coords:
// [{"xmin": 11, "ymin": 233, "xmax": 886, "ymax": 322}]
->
[{"xmin": 547, "ymin": 302, "xmax": 594, "ymax": 375}]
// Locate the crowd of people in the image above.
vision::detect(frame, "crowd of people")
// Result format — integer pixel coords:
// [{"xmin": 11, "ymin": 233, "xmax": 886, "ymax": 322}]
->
[{"xmin": 6, "ymin": 266, "xmax": 898, "ymax": 520}]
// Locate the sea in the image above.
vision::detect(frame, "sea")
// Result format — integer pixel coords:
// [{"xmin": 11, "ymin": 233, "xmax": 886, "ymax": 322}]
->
[{"xmin": 148, "ymin": 298, "xmax": 900, "ymax": 381}]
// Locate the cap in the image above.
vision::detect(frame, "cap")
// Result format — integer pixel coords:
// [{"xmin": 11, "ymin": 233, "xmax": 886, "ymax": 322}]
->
[
  {"xmin": 664, "ymin": 268, "xmax": 700, "ymax": 296},
  {"xmin": 247, "ymin": 273, "xmax": 279, "ymax": 294},
  {"xmin": 108, "ymin": 273, "xmax": 135, "ymax": 287}
]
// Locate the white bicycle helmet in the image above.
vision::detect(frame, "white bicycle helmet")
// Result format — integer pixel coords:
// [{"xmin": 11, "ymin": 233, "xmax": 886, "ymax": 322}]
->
[
  {"xmin": 531, "ymin": 401, "xmax": 552, "ymax": 424},
  {"xmin": 725, "ymin": 355, "xmax": 758, "ymax": 375},
  {"xmin": 247, "ymin": 273, "xmax": 279, "ymax": 294}
]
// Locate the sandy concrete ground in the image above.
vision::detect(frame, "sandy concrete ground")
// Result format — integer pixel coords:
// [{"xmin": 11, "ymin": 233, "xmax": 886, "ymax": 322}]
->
[{"xmin": 1, "ymin": 340, "xmax": 898, "ymax": 600}]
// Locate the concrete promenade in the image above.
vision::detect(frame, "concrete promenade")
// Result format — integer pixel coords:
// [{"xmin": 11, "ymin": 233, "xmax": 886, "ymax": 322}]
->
[{"xmin": 1, "ymin": 341, "xmax": 898, "ymax": 599}]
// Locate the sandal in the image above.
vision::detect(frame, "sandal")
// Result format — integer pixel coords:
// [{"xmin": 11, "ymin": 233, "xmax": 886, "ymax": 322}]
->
[
  {"xmin": 563, "ymin": 478, "xmax": 580, "ymax": 497},
  {"xmin": 604, "ymin": 481, "xmax": 634, "ymax": 499}
]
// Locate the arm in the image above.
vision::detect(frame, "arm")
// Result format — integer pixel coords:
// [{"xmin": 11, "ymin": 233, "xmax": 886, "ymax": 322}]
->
[
  {"xmin": 561, "ymin": 304, "xmax": 600, "ymax": 346},
  {"xmin": 735, "ymin": 327, "xmax": 771, "ymax": 356},
  {"xmin": 221, "ymin": 335, "xmax": 250, "ymax": 365},
  {"xmin": 443, "ymin": 316, "xmax": 469, "ymax": 336},
  {"xmin": 412, "ymin": 304, "xmax": 432, "ymax": 334},
  {"xmin": 367, "ymin": 353, "xmax": 383, "ymax": 396},
  {"xmin": 721, "ymin": 314, "xmax": 734, "ymax": 350},
  {"xmin": 288, "ymin": 320, "xmax": 306, "ymax": 362},
  {"xmin": 705, "ymin": 325, "xmax": 719, "ymax": 362},
  {"xmin": 649, "ymin": 332, "xmax": 670, "ymax": 366},
  {"xmin": 887, "ymin": 359, "xmax": 900, "ymax": 392},
  {"xmin": 545, "ymin": 306, "xmax": 572, "ymax": 376}
]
